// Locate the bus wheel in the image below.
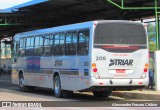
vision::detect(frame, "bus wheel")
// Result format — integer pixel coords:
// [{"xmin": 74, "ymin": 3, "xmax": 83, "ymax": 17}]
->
[
  {"xmin": 93, "ymin": 91, "xmax": 112, "ymax": 97},
  {"xmin": 54, "ymin": 76, "xmax": 63, "ymax": 98},
  {"xmin": 19, "ymin": 74, "xmax": 27, "ymax": 92}
]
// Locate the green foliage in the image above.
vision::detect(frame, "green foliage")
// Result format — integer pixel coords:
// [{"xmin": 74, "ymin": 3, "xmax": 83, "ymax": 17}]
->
[
  {"xmin": 147, "ymin": 23, "xmax": 156, "ymax": 52},
  {"xmin": 149, "ymin": 41, "xmax": 156, "ymax": 52}
]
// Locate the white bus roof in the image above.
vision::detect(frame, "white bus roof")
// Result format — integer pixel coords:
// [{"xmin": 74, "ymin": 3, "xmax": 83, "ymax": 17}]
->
[{"xmin": 14, "ymin": 20, "xmax": 143, "ymax": 38}]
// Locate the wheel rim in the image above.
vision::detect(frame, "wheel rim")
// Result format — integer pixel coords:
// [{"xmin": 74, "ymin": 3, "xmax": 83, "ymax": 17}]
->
[
  {"xmin": 19, "ymin": 77, "xmax": 24, "ymax": 88},
  {"xmin": 54, "ymin": 79, "xmax": 60, "ymax": 95}
]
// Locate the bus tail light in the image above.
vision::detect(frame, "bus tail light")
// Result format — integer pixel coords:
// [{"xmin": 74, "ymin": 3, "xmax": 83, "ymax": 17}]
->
[
  {"xmin": 92, "ymin": 63, "xmax": 96, "ymax": 68},
  {"xmin": 145, "ymin": 63, "xmax": 149, "ymax": 68},
  {"xmin": 93, "ymin": 68, "xmax": 98, "ymax": 72},
  {"xmin": 144, "ymin": 63, "xmax": 149, "ymax": 73},
  {"xmin": 141, "ymin": 63, "xmax": 149, "ymax": 78},
  {"xmin": 143, "ymin": 68, "xmax": 148, "ymax": 73},
  {"xmin": 92, "ymin": 63, "xmax": 98, "ymax": 72}
]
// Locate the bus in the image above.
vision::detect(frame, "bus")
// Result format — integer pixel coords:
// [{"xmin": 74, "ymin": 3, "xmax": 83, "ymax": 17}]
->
[{"xmin": 12, "ymin": 20, "xmax": 149, "ymax": 98}]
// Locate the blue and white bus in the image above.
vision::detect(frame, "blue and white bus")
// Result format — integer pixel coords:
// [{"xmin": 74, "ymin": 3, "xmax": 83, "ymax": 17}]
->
[{"xmin": 12, "ymin": 20, "xmax": 149, "ymax": 98}]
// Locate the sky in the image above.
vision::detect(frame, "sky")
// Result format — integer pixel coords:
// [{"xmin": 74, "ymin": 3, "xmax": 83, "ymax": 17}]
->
[{"xmin": 0, "ymin": 0, "xmax": 32, "ymax": 9}]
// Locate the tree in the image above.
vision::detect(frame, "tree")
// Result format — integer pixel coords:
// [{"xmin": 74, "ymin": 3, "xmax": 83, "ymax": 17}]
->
[{"xmin": 147, "ymin": 23, "xmax": 156, "ymax": 52}]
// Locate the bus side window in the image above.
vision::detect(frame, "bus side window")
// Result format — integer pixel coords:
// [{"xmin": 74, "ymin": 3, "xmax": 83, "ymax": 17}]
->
[
  {"xmin": 65, "ymin": 31, "xmax": 77, "ymax": 55},
  {"xmin": 34, "ymin": 35, "xmax": 43, "ymax": 56},
  {"xmin": 53, "ymin": 33, "xmax": 65, "ymax": 56},
  {"xmin": 19, "ymin": 38, "xmax": 26, "ymax": 57},
  {"xmin": 26, "ymin": 37, "xmax": 34, "ymax": 56},
  {"xmin": 44, "ymin": 34, "xmax": 54, "ymax": 56},
  {"xmin": 77, "ymin": 29, "xmax": 89, "ymax": 56},
  {"xmin": 13, "ymin": 41, "xmax": 19, "ymax": 62}
]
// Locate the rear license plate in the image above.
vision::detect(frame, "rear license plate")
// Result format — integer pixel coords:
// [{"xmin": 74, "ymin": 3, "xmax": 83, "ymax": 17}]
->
[{"xmin": 116, "ymin": 69, "xmax": 126, "ymax": 73}]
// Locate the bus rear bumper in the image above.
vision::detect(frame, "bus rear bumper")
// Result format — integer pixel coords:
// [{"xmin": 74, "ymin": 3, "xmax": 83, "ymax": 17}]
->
[
  {"xmin": 90, "ymin": 77, "xmax": 149, "ymax": 86},
  {"xmin": 80, "ymin": 77, "xmax": 149, "ymax": 92}
]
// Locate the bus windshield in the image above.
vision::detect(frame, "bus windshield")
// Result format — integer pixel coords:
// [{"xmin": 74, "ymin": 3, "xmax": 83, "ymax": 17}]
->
[{"xmin": 94, "ymin": 22, "xmax": 147, "ymax": 45}]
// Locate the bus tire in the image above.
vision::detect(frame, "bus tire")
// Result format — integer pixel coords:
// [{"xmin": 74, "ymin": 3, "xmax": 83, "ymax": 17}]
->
[
  {"xmin": 54, "ymin": 75, "xmax": 63, "ymax": 98},
  {"xmin": 19, "ymin": 74, "xmax": 28, "ymax": 92},
  {"xmin": 93, "ymin": 91, "xmax": 112, "ymax": 97}
]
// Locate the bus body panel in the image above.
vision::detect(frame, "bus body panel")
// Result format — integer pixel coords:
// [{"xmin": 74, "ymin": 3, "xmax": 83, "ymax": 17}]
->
[
  {"xmin": 12, "ymin": 64, "xmax": 20, "ymax": 84},
  {"xmin": 89, "ymin": 77, "xmax": 148, "ymax": 88},
  {"xmin": 91, "ymin": 49, "xmax": 148, "ymax": 79},
  {"xmin": 11, "ymin": 20, "xmax": 149, "ymax": 93},
  {"xmin": 12, "ymin": 21, "xmax": 94, "ymax": 91}
]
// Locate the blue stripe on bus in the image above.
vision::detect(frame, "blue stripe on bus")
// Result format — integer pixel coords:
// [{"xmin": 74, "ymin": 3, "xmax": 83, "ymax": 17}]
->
[
  {"xmin": 41, "ymin": 68, "xmax": 79, "ymax": 71},
  {"xmin": 12, "ymin": 67, "xmax": 79, "ymax": 71},
  {"xmin": 12, "ymin": 67, "xmax": 79, "ymax": 70}
]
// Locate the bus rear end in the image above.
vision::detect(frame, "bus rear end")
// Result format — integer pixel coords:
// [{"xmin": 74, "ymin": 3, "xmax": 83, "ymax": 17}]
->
[{"xmin": 90, "ymin": 21, "xmax": 149, "ymax": 94}]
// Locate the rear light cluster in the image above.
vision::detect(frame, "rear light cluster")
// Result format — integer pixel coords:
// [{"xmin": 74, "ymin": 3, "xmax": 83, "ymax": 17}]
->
[
  {"xmin": 141, "ymin": 63, "xmax": 149, "ymax": 79},
  {"xmin": 92, "ymin": 63, "xmax": 100, "ymax": 78},
  {"xmin": 93, "ymin": 68, "xmax": 97, "ymax": 72},
  {"xmin": 144, "ymin": 63, "xmax": 149, "ymax": 73},
  {"xmin": 92, "ymin": 63, "xmax": 97, "ymax": 72}
]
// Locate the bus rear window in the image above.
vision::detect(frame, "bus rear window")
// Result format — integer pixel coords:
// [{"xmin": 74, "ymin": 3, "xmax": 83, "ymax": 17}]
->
[{"xmin": 94, "ymin": 22, "xmax": 147, "ymax": 45}]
